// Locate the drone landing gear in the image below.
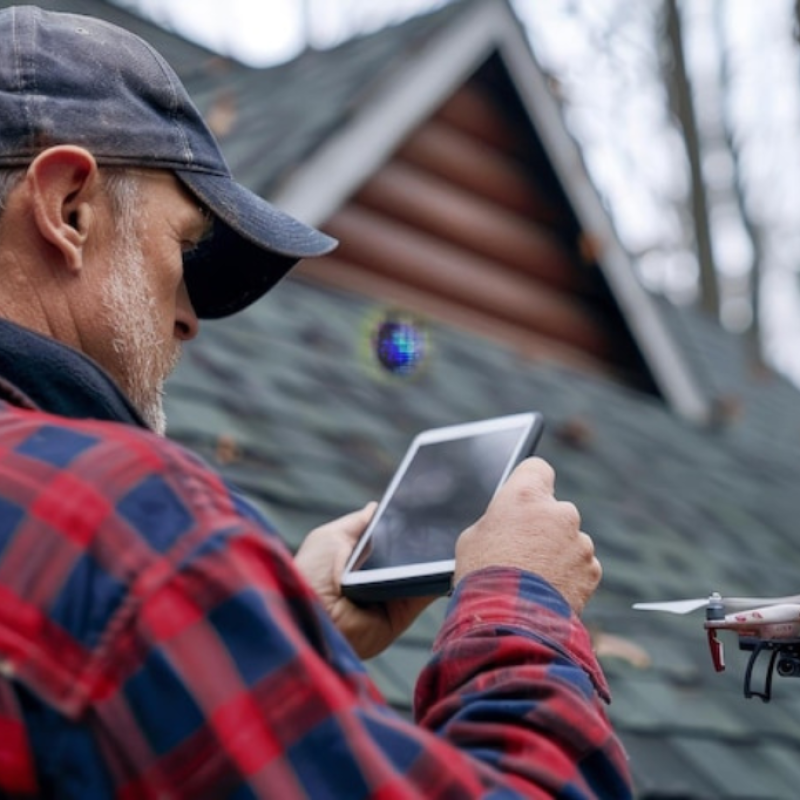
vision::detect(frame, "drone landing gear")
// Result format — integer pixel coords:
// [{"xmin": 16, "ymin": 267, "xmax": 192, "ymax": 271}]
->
[
  {"xmin": 741, "ymin": 641, "xmax": 778, "ymax": 702},
  {"xmin": 740, "ymin": 639, "xmax": 800, "ymax": 702}
]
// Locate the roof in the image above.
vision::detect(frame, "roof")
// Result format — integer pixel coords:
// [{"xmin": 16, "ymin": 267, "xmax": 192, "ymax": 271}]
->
[
  {"xmin": 179, "ymin": 0, "xmax": 712, "ymax": 425},
  {"xmin": 7, "ymin": 1, "xmax": 800, "ymax": 797}
]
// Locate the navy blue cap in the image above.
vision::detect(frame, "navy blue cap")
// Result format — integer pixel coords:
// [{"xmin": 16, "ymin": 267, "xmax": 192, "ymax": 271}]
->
[{"xmin": 0, "ymin": 5, "xmax": 337, "ymax": 318}]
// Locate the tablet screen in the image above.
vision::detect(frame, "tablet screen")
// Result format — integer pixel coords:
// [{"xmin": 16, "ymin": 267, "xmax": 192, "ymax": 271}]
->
[{"xmin": 350, "ymin": 425, "xmax": 530, "ymax": 573}]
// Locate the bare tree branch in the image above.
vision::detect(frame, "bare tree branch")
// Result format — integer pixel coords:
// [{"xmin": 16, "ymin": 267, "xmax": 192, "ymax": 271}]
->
[
  {"xmin": 713, "ymin": 0, "xmax": 764, "ymax": 365},
  {"xmin": 795, "ymin": 0, "xmax": 800, "ymax": 41}
]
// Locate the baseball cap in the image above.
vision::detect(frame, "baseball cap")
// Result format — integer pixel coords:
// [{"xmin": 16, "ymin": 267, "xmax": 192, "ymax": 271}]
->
[{"xmin": 0, "ymin": 5, "xmax": 337, "ymax": 318}]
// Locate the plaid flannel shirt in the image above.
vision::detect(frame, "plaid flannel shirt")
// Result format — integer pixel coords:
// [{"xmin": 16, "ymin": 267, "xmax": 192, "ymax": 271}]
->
[{"xmin": 0, "ymin": 402, "xmax": 632, "ymax": 798}]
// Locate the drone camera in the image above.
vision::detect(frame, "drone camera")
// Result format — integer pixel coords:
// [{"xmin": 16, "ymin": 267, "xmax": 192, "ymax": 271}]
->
[{"xmin": 776, "ymin": 655, "xmax": 800, "ymax": 678}]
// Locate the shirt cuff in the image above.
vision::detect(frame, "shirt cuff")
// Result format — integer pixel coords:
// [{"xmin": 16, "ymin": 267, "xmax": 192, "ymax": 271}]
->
[{"xmin": 437, "ymin": 566, "xmax": 611, "ymax": 702}]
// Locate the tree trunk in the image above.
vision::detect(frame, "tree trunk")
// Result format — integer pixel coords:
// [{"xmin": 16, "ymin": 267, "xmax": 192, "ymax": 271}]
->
[{"xmin": 664, "ymin": 0, "xmax": 720, "ymax": 317}]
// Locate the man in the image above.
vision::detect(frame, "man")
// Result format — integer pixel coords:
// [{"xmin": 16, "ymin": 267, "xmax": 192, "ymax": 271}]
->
[{"xmin": 0, "ymin": 6, "xmax": 632, "ymax": 798}]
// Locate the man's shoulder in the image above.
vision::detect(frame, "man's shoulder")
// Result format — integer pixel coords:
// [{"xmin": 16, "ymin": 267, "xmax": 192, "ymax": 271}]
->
[
  {"xmin": 0, "ymin": 401, "xmax": 208, "ymax": 478},
  {"xmin": 0, "ymin": 404, "xmax": 282, "ymax": 723},
  {"xmin": 0, "ymin": 402, "xmax": 239, "ymax": 547}
]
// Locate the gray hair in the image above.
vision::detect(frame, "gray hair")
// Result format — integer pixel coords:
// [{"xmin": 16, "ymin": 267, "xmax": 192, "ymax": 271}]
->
[
  {"xmin": 0, "ymin": 165, "xmax": 142, "ymax": 229},
  {"xmin": 101, "ymin": 169, "xmax": 142, "ymax": 237},
  {"xmin": 0, "ymin": 168, "xmax": 25, "ymax": 214}
]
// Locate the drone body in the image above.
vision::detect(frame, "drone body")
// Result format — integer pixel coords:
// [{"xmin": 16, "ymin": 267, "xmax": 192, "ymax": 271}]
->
[
  {"xmin": 633, "ymin": 593, "xmax": 800, "ymax": 701},
  {"xmin": 707, "ymin": 603, "xmax": 800, "ymax": 639}
]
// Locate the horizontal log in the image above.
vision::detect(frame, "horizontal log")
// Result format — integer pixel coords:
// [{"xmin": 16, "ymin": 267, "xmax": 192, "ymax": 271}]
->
[
  {"xmin": 435, "ymin": 83, "xmax": 519, "ymax": 151},
  {"xmin": 396, "ymin": 120, "xmax": 561, "ymax": 224},
  {"xmin": 355, "ymin": 160, "xmax": 581, "ymax": 291},
  {"xmin": 322, "ymin": 205, "xmax": 611, "ymax": 359},
  {"xmin": 294, "ymin": 256, "xmax": 614, "ymax": 377}
]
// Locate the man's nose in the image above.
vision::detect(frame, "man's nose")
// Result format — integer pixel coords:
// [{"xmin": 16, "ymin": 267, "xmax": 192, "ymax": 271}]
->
[{"xmin": 175, "ymin": 280, "xmax": 199, "ymax": 341}]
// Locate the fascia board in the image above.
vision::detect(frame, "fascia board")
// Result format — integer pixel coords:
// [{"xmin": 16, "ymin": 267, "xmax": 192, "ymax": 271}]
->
[
  {"xmin": 492, "ymin": 8, "xmax": 711, "ymax": 424},
  {"xmin": 269, "ymin": 1, "xmax": 504, "ymax": 225}
]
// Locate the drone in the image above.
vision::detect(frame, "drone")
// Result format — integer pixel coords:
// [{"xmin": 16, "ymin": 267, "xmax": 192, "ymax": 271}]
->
[{"xmin": 633, "ymin": 593, "xmax": 800, "ymax": 702}]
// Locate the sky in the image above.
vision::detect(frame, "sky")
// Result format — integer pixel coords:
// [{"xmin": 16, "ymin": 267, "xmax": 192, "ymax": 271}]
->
[{"xmin": 112, "ymin": 0, "xmax": 449, "ymax": 66}]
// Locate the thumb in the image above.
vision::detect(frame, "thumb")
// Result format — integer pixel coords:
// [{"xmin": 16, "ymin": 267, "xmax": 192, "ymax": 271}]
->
[{"xmin": 326, "ymin": 501, "xmax": 377, "ymax": 544}]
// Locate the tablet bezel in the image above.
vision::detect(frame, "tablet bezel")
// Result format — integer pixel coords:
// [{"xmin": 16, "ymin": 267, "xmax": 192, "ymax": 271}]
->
[{"xmin": 340, "ymin": 412, "xmax": 544, "ymax": 602}]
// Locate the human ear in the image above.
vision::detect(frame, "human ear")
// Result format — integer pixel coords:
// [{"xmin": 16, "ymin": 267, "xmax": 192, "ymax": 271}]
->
[{"xmin": 27, "ymin": 146, "xmax": 99, "ymax": 272}]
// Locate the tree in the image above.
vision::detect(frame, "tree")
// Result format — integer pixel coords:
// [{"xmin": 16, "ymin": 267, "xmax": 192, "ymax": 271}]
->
[{"xmin": 663, "ymin": 0, "xmax": 719, "ymax": 318}]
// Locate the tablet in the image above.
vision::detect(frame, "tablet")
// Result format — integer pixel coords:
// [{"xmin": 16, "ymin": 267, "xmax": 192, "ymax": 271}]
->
[{"xmin": 340, "ymin": 412, "xmax": 544, "ymax": 603}]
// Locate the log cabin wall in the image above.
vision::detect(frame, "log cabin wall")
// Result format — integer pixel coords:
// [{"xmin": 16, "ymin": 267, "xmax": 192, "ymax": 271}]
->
[{"xmin": 295, "ymin": 57, "xmax": 658, "ymax": 394}]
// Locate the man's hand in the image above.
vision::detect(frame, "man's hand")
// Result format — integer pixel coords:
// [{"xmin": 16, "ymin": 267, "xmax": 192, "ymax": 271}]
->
[
  {"xmin": 294, "ymin": 504, "xmax": 439, "ymax": 659},
  {"xmin": 454, "ymin": 457, "xmax": 601, "ymax": 614}
]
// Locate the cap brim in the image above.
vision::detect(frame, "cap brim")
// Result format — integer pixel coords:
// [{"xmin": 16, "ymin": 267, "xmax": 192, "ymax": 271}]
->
[{"xmin": 175, "ymin": 171, "xmax": 337, "ymax": 319}]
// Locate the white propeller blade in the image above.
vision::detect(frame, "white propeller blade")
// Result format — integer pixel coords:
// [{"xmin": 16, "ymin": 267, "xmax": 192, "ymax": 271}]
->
[
  {"xmin": 633, "ymin": 598, "xmax": 710, "ymax": 615},
  {"xmin": 633, "ymin": 594, "xmax": 800, "ymax": 615},
  {"xmin": 722, "ymin": 595, "xmax": 800, "ymax": 612}
]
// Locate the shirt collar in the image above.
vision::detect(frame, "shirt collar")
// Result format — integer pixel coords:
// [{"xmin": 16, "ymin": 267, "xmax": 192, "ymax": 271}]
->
[{"xmin": 0, "ymin": 318, "xmax": 149, "ymax": 429}]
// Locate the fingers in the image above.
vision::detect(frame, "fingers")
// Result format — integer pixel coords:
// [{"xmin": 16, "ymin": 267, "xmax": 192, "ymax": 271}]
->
[
  {"xmin": 503, "ymin": 456, "xmax": 556, "ymax": 499},
  {"xmin": 573, "ymin": 530, "xmax": 602, "ymax": 612},
  {"xmin": 310, "ymin": 502, "xmax": 377, "ymax": 544},
  {"xmin": 454, "ymin": 457, "xmax": 603, "ymax": 614},
  {"xmin": 294, "ymin": 502, "xmax": 377, "ymax": 591}
]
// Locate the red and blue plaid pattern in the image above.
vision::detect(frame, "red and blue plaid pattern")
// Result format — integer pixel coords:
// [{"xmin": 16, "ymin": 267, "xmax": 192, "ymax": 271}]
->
[{"xmin": 0, "ymin": 403, "xmax": 631, "ymax": 798}]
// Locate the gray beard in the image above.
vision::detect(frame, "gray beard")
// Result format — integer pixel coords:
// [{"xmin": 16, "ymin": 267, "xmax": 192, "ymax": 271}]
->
[{"xmin": 102, "ymin": 238, "xmax": 179, "ymax": 436}]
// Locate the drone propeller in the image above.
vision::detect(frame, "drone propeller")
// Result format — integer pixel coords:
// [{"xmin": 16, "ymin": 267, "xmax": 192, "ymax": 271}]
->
[
  {"xmin": 633, "ymin": 593, "xmax": 800, "ymax": 616},
  {"xmin": 633, "ymin": 598, "xmax": 712, "ymax": 615}
]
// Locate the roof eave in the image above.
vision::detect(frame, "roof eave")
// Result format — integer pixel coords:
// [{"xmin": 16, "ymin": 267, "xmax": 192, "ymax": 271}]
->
[
  {"xmin": 269, "ymin": 0, "xmax": 499, "ymax": 223},
  {"xmin": 492, "ymin": 9, "xmax": 711, "ymax": 424}
]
